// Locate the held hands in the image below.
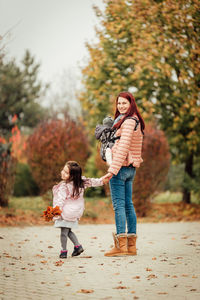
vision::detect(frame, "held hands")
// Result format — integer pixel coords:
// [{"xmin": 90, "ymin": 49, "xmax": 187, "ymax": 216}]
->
[{"xmin": 101, "ymin": 172, "xmax": 113, "ymax": 184}]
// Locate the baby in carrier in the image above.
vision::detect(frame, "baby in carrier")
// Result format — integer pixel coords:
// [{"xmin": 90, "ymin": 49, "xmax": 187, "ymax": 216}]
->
[{"xmin": 95, "ymin": 116, "xmax": 118, "ymax": 166}]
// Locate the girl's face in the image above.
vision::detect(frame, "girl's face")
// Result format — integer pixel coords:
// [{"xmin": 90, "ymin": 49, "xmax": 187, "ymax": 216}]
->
[
  {"xmin": 117, "ymin": 97, "xmax": 130, "ymax": 114},
  {"xmin": 61, "ymin": 165, "xmax": 70, "ymax": 181}
]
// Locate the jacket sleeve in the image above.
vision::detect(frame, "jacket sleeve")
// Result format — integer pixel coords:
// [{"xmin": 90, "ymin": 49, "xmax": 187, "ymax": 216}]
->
[
  {"xmin": 108, "ymin": 118, "xmax": 136, "ymax": 175},
  {"xmin": 83, "ymin": 177, "xmax": 103, "ymax": 188},
  {"xmin": 53, "ymin": 183, "xmax": 68, "ymax": 209}
]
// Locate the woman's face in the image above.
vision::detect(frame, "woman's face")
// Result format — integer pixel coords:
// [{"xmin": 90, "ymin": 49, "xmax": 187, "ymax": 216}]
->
[
  {"xmin": 61, "ymin": 165, "xmax": 70, "ymax": 180},
  {"xmin": 117, "ymin": 97, "xmax": 130, "ymax": 114}
]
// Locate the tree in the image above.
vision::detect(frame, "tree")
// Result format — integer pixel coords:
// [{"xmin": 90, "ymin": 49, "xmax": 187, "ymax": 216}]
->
[
  {"xmin": 0, "ymin": 138, "xmax": 16, "ymax": 207},
  {"xmin": 26, "ymin": 118, "xmax": 90, "ymax": 193},
  {"xmin": 0, "ymin": 50, "xmax": 47, "ymax": 136},
  {"xmin": 80, "ymin": 0, "xmax": 200, "ymax": 203}
]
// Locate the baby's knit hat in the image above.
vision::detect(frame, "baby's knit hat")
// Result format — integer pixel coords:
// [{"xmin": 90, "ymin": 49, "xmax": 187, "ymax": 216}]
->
[{"xmin": 103, "ymin": 116, "xmax": 114, "ymax": 127}]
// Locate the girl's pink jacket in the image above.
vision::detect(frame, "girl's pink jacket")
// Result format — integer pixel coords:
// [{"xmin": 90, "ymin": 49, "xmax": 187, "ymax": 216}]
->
[{"xmin": 52, "ymin": 177, "xmax": 103, "ymax": 222}]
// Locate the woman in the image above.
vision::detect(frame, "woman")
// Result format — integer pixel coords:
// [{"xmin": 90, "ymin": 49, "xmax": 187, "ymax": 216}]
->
[{"xmin": 104, "ymin": 91, "xmax": 145, "ymax": 257}]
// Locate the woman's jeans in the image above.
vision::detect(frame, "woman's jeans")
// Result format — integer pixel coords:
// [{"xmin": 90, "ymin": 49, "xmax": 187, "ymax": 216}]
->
[{"xmin": 109, "ymin": 166, "xmax": 137, "ymax": 235}]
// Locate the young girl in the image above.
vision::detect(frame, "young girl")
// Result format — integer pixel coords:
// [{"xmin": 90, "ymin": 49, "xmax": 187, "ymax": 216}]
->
[{"xmin": 53, "ymin": 160, "xmax": 108, "ymax": 259}]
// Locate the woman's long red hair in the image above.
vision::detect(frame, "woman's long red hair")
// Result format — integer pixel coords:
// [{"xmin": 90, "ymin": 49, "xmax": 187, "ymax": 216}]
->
[{"xmin": 113, "ymin": 91, "xmax": 145, "ymax": 134}]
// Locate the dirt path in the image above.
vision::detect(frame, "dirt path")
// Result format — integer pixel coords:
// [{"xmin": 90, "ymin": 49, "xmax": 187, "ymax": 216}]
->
[{"xmin": 0, "ymin": 222, "xmax": 200, "ymax": 299}]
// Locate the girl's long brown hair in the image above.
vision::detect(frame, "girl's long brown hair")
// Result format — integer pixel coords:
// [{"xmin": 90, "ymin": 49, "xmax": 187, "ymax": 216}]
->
[
  {"xmin": 113, "ymin": 91, "xmax": 145, "ymax": 134},
  {"xmin": 65, "ymin": 161, "xmax": 85, "ymax": 197}
]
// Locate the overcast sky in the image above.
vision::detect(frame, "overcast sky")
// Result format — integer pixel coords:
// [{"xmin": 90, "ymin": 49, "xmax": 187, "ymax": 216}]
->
[{"xmin": 0, "ymin": 0, "xmax": 104, "ymax": 89}]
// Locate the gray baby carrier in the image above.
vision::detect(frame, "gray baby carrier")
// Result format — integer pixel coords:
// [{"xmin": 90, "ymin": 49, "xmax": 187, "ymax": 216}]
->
[{"xmin": 95, "ymin": 116, "xmax": 139, "ymax": 162}]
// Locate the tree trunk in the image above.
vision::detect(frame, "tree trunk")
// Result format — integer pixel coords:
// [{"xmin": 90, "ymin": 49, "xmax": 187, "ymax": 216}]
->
[{"xmin": 182, "ymin": 153, "xmax": 193, "ymax": 203}]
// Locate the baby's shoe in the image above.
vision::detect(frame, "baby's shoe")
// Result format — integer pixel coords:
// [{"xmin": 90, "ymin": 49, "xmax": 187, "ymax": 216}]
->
[
  {"xmin": 72, "ymin": 245, "xmax": 84, "ymax": 257},
  {"xmin": 59, "ymin": 250, "xmax": 68, "ymax": 258}
]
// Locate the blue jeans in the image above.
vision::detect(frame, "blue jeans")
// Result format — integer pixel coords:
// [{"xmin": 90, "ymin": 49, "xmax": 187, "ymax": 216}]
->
[{"xmin": 109, "ymin": 166, "xmax": 137, "ymax": 235}]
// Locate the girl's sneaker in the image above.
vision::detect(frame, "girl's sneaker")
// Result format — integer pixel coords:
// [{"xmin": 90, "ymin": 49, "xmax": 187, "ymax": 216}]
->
[
  {"xmin": 59, "ymin": 250, "xmax": 68, "ymax": 258},
  {"xmin": 72, "ymin": 245, "xmax": 84, "ymax": 257}
]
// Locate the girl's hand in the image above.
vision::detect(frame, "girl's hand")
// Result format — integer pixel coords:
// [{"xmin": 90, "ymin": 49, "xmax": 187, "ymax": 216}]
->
[{"xmin": 101, "ymin": 173, "xmax": 113, "ymax": 184}]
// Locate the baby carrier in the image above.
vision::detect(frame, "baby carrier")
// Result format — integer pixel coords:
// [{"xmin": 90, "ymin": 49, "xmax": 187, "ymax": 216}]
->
[{"xmin": 95, "ymin": 116, "xmax": 139, "ymax": 162}]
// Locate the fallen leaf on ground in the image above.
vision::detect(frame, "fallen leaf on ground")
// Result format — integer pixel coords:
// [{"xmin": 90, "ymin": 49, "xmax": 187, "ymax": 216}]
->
[
  {"xmin": 146, "ymin": 268, "xmax": 152, "ymax": 271},
  {"xmin": 79, "ymin": 256, "xmax": 92, "ymax": 258},
  {"xmin": 40, "ymin": 260, "xmax": 47, "ymax": 264},
  {"xmin": 77, "ymin": 289, "xmax": 94, "ymax": 294},
  {"xmin": 54, "ymin": 260, "xmax": 64, "ymax": 266},
  {"xmin": 158, "ymin": 292, "xmax": 168, "ymax": 295},
  {"xmin": 147, "ymin": 274, "xmax": 157, "ymax": 280},
  {"xmin": 113, "ymin": 286, "xmax": 128, "ymax": 289}
]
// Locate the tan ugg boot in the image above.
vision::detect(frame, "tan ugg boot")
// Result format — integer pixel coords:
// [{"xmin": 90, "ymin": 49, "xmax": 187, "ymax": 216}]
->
[
  {"xmin": 127, "ymin": 234, "xmax": 137, "ymax": 255},
  {"xmin": 104, "ymin": 233, "xmax": 128, "ymax": 257}
]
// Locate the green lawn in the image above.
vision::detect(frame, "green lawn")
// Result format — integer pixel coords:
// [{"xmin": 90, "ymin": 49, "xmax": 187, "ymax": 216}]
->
[
  {"xmin": 7, "ymin": 191, "xmax": 200, "ymax": 216},
  {"xmin": 8, "ymin": 196, "xmax": 47, "ymax": 214},
  {"xmin": 153, "ymin": 191, "xmax": 200, "ymax": 204}
]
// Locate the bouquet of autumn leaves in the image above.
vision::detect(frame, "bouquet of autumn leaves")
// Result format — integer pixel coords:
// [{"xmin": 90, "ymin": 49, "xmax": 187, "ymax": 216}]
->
[{"xmin": 43, "ymin": 206, "xmax": 62, "ymax": 222}]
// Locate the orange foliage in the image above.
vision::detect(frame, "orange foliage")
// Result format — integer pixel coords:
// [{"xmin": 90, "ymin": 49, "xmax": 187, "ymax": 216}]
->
[
  {"xmin": 9, "ymin": 125, "xmax": 27, "ymax": 163},
  {"xmin": 43, "ymin": 206, "xmax": 62, "ymax": 222},
  {"xmin": 26, "ymin": 118, "xmax": 90, "ymax": 194},
  {"xmin": 133, "ymin": 124, "xmax": 170, "ymax": 216}
]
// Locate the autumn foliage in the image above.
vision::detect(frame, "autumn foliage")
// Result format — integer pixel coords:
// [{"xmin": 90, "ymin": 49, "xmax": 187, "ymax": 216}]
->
[
  {"xmin": 26, "ymin": 118, "xmax": 90, "ymax": 194},
  {"xmin": 133, "ymin": 124, "xmax": 170, "ymax": 216},
  {"xmin": 95, "ymin": 124, "xmax": 170, "ymax": 216},
  {"xmin": 80, "ymin": 0, "xmax": 200, "ymax": 203},
  {"xmin": 43, "ymin": 206, "xmax": 62, "ymax": 222}
]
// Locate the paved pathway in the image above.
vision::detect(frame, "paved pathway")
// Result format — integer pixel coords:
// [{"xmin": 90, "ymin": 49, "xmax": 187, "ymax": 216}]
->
[{"xmin": 0, "ymin": 223, "xmax": 200, "ymax": 300}]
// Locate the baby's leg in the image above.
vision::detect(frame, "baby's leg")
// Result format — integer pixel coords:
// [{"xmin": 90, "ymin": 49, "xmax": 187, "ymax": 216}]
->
[
  {"xmin": 60, "ymin": 227, "xmax": 70, "ymax": 250},
  {"xmin": 105, "ymin": 147, "xmax": 112, "ymax": 166}
]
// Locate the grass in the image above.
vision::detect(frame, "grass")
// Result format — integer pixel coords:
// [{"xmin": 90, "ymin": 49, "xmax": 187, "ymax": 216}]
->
[
  {"xmin": 0, "ymin": 191, "xmax": 199, "ymax": 226},
  {"xmin": 8, "ymin": 196, "xmax": 46, "ymax": 214},
  {"xmin": 153, "ymin": 191, "xmax": 200, "ymax": 204},
  {"xmin": 7, "ymin": 191, "xmax": 200, "ymax": 215}
]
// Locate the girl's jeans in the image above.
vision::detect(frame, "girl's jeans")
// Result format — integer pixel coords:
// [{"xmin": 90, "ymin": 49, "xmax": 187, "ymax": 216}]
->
[{"xmin": 109, "ymin": 166, "xmax": 137, "ymax": 235}]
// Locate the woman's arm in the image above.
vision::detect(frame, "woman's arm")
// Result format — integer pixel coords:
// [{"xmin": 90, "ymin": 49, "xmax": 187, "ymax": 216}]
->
[{"xmin": 108, "ymin": 118, "xmax": 136, "ymax": 175}]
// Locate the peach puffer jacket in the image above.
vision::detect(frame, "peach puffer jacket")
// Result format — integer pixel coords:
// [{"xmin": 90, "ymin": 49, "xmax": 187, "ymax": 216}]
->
[
  {"xmin": 52, "ymin": 177, "xmax": 103, "ymax": 222},
  {"xmin": 108, "ymin": 116, "xmax": 143, "ymax": 175}
]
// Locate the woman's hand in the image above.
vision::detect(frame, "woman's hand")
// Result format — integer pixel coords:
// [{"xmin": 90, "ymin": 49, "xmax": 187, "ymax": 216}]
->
[{"xmin": 101, "ymin": 172, "xmax": 113, "ymax": 184}]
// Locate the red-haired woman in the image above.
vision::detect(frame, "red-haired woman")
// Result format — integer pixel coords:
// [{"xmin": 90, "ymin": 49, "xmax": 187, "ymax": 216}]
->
[{"xmin": 104, "ymin": 92, "xmax": 145, "ymax": 257}]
